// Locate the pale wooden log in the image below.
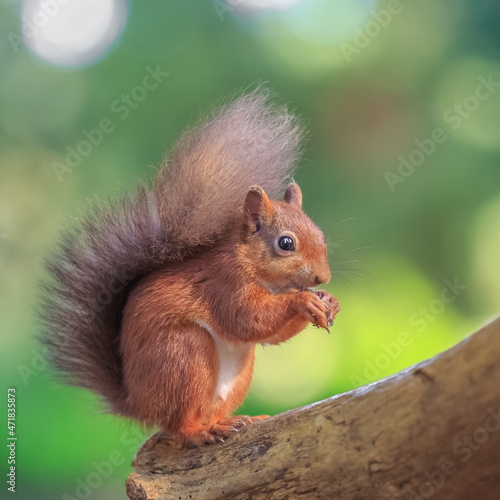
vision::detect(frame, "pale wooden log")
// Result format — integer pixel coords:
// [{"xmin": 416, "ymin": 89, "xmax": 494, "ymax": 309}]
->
[{"xmin": 126, "ymin": 316, "xmax": 500, "ymax": 500}]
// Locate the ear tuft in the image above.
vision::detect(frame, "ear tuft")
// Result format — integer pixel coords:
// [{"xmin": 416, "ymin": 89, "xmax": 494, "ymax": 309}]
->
[
  {"xmin": 283, "ymin": 183, "xmax": 302, "ymax": 209},
  {"xmin": 244, "ymin": 186, "xmax": 274, "ymax": 232}
]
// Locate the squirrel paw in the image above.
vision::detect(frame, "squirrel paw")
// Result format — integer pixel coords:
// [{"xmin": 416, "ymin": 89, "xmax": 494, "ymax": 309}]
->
[
  {"xmin": 314, "ymin": 290, "xmax": 340, "ymax": 331},
  {"xmin": 181, "ymin": 415, "xmax": 269, "ymax": 446},
  {"xmin": 296, "ymin": 291, "xmax": 331, "ymax": 330},
  {"xmin": 209, "ymin": 415, "xmax": 270, "ymax": 441}
]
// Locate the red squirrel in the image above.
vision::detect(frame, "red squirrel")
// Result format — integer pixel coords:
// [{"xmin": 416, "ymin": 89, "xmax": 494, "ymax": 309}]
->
[{"xmin": 41, "ymin": 91, "xmax": 340, "ymax": 445}]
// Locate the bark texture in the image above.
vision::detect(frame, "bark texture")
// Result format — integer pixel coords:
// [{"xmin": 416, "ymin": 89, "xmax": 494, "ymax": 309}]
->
[{"xmin": 126, "ymin": 316, "xmax": 500, "ymax": 500}]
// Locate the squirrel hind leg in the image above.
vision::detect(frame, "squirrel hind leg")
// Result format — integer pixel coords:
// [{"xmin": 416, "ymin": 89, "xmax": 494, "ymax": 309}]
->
[{"xmin": 176, "ymin": 353, "xmax": 267, "ymax": 446}]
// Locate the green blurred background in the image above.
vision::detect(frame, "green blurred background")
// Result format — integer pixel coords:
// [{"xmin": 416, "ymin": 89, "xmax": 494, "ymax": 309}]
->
[{"xmin": 1, "ymin": 0, "xmax": 500, "ymax": 498}]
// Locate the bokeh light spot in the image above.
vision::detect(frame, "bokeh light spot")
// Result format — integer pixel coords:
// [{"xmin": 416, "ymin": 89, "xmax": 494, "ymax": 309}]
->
[
  {"xmin": 21, "ymin": 0, "xmax": 128, "ymax": 68},
  {"xmin": 234, "ymin": 0, "xmax": 302, "ymax": 11},
  {"xmin": 252, "ymin": 0, "xmax": 378, "ymax": 78}
]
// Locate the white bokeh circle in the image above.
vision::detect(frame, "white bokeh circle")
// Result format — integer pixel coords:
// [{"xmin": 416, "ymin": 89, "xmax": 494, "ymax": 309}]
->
[{"xmin": 21, "ymin": 0, "xmax": 128, "ymax": 68}]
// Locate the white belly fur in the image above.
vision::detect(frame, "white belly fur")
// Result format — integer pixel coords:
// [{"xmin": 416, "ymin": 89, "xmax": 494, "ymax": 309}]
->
[{"xmin": 196, "ymin": 320, "xmax": 251, "ymax": 401}]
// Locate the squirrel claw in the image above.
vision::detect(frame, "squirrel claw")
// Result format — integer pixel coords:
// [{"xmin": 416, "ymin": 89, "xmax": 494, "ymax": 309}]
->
[
  {"xmin": 312, "ymin": 290, "xmax": 340, "ymax": 333},
  {"xmin": 326, "ymin": 313, "xmax": 335, "ymax": 329},
  {"xmin": 207, "ymin": 415, "xmax": 267, "ymax": 442}
]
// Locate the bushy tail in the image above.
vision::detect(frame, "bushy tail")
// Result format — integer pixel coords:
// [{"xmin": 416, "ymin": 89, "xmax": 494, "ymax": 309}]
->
[{"xmin": 39, "ymin": 90, "xmax": 303, "ymax": 413}]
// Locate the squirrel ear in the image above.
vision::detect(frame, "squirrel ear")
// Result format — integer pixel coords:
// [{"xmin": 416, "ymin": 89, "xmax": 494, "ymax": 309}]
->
[
  {"xmin": 283, "ymin": 183, "xmax": 302, "ymax": 209},
  {"xmin": 244, "ymin": 186, "xmax": 274, "ymax": 233}
]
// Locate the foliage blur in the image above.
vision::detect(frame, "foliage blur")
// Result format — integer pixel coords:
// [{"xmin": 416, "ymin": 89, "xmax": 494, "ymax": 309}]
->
[{"xmin": 1, "ymin": 0, "xmax": 499, "ymax": 498}]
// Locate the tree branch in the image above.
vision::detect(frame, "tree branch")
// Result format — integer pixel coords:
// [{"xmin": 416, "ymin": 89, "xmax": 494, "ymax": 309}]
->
[{"xmin": 126, "ymin": 316, "xmax": 500, "ymax": 500}]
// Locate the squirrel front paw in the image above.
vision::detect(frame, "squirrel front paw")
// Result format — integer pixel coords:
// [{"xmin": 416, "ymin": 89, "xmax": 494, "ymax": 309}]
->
[
  {"xmin": 294, "ymin": 291, "xmax": 331, "ymax": 330},
  {"xmin": 314, "ymin": 290, "xmax": 340, "ymax": 330}
]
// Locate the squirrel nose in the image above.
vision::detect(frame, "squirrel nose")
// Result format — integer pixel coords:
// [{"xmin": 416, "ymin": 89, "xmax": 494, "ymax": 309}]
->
[{"xmin": 315, "ymin": 271, "xmax": 331, "ymax": 285}]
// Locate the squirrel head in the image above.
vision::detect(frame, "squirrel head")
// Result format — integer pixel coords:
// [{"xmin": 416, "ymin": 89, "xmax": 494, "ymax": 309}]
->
[{"xmin": 242, "ymin": 183, "xmax": 331, "ymax": 293}]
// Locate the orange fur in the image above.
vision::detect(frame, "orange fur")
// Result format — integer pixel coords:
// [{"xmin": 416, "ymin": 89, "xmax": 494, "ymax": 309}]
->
[
  {"xmin": 41, "ymin": 91, "xmax": 340, "ymax": 446},
  {"xmin": 120, "ymin": 184, "xmax": 339, "ymax": 444}
]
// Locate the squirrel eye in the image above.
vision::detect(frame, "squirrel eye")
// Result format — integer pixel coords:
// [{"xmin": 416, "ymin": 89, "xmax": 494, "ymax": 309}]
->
[{"xmin": 278, "ymin": 236, "xmax": 295, "ymax": 252}]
